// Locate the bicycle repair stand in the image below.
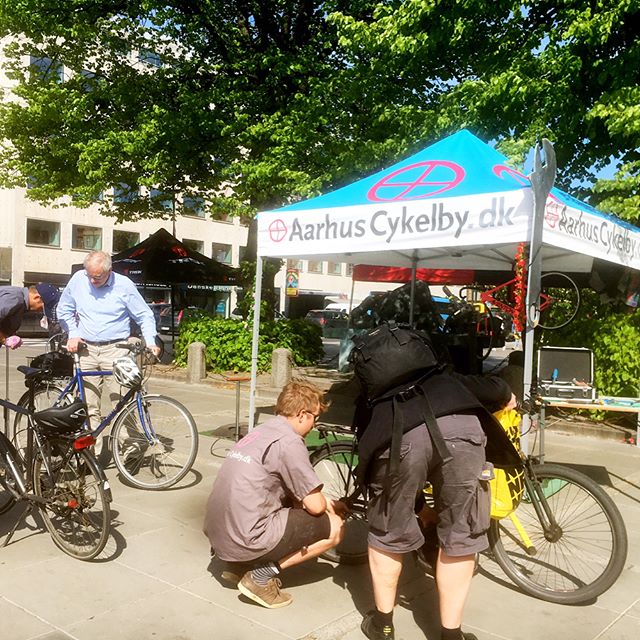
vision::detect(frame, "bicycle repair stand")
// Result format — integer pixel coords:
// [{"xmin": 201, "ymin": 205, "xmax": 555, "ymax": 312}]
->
[{"xmin": 209, "ymin": 374, "xmax": 250, "ymax": 457}]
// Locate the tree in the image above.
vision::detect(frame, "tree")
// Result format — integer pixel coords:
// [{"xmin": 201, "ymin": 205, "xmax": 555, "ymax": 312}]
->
[{"xmin": 0, "ymin": 1, "xmax": 637, "ymax": 223}]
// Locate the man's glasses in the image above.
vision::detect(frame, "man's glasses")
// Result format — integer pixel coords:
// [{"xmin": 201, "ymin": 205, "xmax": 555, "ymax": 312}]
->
[{"xmin": 305, "ymin": 410, "xmax": 321, "ymax": 423}]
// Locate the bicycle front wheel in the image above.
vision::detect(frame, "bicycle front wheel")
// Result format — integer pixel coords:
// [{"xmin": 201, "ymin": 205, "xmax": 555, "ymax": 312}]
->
[
  {"xmin": 0, "ymin": 432, "xmax": 21, "ymax": 514},
  {"xmin": 488, "ymin": 462, "xmax": 627, "ymax": 604},
  {"xmin": 33, "ymin": 445, "xmax": 111, "ymax": 560},
  {"xmin": 537, "ymin": 272, "xmax": 581, "ymax": 330},
  {"xmin": 310, "ymin": 442, "xmax": 368, "ymax": 565},
  {"xmin": 111, "ymin": 394, "xmax": 198, "ymax": 490}
]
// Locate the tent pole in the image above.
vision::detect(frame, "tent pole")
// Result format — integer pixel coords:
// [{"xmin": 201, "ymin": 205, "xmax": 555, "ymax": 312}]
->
[
  {"xmin": 522, "ymin": 139, "xmax": 556, "ymax": 457},
  {"xmin": 248, "ymin": 257, "xmax": 264, "ymax": 431},
  {"xmin": 409, "ymin": 253, "xmax": 417, "ymax": 326},
  {"xmin": 348, "ymin": 273, "xmax": 356, "ymax": 313}
]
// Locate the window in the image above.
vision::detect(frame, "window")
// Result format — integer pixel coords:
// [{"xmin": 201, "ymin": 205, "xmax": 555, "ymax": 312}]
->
[
  {"xmin": 150, "ymin": 188, "xmax": 173, "ymax": 211},
  {"xmin": 114, "ymin": 183, "xmax": 139, "ymax": 203},
  {"xmin": 29, "ymin": 55, "xmax": 63, "ymax": 82},
  {"xmin": 307, "ymin": 260, "xmax": 323, "ymax": 274},
  {"xmin": 287, "ymin": 258, "xmax": 303, "ymax": 270},
  {"xmin": 0, "ymin": 247, "xmax": 12, "ymax": 283},
  {"xmin": 183, "ymin": 195, "xmax": 206, "ymax": 218},
  {"xmin": 26, "ymin": 219, "xmax": 60, "ymax": 247},
  {"xmin": 327, "ymin": 261, "xmax": 343, "ymax": 276},
  {"xmin": 212, "ymin": 242, "xmax": 232, "ymax": 264},
  {"xmin": 345, "ymin": 263, "xmax": 354, "ymax": 277},
  {"xmin": 239, "ymin": 245, "xmax": 248, "ymax": 263},
  {"xmin": 72, "ymin": 225, "xmax": 102, "ymax": 251},
  {"xmin": 138, "ymin": 49, "xmax": 162, "ymax": 67},
  {"xmin": 183, "ymin": 238, "xmax": 204, "ymax": 254},
  {"xmin": 112, "ymin": 230, "xmax": 140, "ymax": 253},
  {"xmin": 211, "ymin": 211, "xmax": 233, "ymax": 223}
]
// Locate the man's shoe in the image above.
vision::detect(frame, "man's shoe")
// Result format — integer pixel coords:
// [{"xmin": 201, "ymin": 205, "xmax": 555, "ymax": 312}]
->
[
  {"xmin": 238, "ymin": 572, "xmax": 292, "ymax": 609},
  {"xmin": 361, "ymin": 610, "xmax": 394, "ymax": 640}
]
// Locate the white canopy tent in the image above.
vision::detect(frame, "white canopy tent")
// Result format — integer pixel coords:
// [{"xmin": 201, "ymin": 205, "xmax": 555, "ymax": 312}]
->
[{"xmin": 249, "ymin": 130, "xmax": 640, "ymax": 429}]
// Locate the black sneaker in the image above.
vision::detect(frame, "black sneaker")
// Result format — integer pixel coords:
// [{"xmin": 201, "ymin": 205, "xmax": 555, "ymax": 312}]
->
[{"xmin": 361, "ymin": 610, "xmax": 394, "ymax": 640}]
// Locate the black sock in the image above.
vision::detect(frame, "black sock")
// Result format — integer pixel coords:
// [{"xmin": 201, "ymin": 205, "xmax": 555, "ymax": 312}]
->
[
  {"xmin": 441, "ymin": 626, "xmax": 462, "ymax": 640},
  {"xmin": 374, "ymin": 609, "xmax": 394, "ymax": 628}
]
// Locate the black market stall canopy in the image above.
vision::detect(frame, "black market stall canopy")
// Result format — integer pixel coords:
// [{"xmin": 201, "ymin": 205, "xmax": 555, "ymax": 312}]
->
[{"xmin": 111, "ymin": 228, "xmax": 239, "ymax": 291}]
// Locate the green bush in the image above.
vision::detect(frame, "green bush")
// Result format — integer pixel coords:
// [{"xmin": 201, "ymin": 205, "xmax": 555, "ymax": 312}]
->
[
  {"xmin": 173, "ymin": 311, "xmax": 324, "ymax": 373},
  {"xmin": 540, "ymin": 290, "xmax": 640, "ymax": 397}
]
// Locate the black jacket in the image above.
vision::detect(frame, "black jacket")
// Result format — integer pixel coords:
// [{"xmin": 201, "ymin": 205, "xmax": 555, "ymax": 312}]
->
[{"xmin": 352, "ymin": 368, "xmax": 521, "ymax": 481}]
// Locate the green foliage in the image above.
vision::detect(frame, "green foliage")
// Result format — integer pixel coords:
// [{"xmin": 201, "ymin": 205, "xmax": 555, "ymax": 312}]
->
[
  {"xmin": 540, "ymin": 290, "xmax": 640, "ymax": 397},
  {"xmin": 174, "ymin": 314, "xmax": 323, "ymax": 373},
  {"xmin": 0, "ymin": 1, "xmax": 638, "ymax": 222}
]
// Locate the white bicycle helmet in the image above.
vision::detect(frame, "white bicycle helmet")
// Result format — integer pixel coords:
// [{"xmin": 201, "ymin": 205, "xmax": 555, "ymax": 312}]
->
[{"xmin": 112, "ymin": 357, "xmax": 143, "ymax": 388}]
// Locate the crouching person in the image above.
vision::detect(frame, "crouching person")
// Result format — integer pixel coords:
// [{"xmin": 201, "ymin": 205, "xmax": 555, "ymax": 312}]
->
[{"xmin": 204, "ymin": 379, "xmax": 346, "ymax": 609}]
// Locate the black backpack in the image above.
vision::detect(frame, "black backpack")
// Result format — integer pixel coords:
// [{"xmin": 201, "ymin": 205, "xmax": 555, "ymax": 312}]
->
[
  {"xmin": 350, "ymin": 322, "xmax": 451, "ymax": 493},
  {"xmin": 349, "ymin": 322, "xmax": 443, "ymax": 403}
]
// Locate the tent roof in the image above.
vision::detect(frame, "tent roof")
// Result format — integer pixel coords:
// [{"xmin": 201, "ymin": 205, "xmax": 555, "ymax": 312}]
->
[
  {"xmin": 257, "ymin": 130, "xmax": 640, "ymax": 276},
  {"xmin": 111, "ymin": 228, "xmax": 239, "ymax": 289}
]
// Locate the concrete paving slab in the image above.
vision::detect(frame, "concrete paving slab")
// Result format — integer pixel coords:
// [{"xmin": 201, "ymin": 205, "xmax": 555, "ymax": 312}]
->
[
  {"xmin": 0, "ymin": 596, "xmax": 57, "ymax": 640},
  {"xmin": 66, "ymin": 587, "xmax": 292, "ymax": 640},
  {"xmin": 2, "ymin": 353, "xmax": 640, "ymax": 640}
]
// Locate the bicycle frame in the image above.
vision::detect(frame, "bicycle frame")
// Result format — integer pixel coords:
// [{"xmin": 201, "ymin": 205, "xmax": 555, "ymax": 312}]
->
[{"xmin": 52, "ymin": 365, "xmax": 159, "ymax": 445}]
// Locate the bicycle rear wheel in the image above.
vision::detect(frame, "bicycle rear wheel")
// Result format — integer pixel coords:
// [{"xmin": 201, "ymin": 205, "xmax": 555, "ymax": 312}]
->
[
  {"xmin": 111, "ymin": 394, "xmax": 198, "ymax": 490},
  {"xmin": 488, "ymin": 462, "xmax": 627, "ymax": 604},
  {"xmin": 310, "ymin": 442, "xmax": 368, "ymax": 565},
  {"xmin": 33, "ymin": 444, "xmax": 111, "ymax": 560},
  {"xmin": 12, "ymin": 383, "xmax": 67, "ymax": 463},
  {"xmin": 537, "ymin": 272, "xmax": 580, "ymax": 330}
]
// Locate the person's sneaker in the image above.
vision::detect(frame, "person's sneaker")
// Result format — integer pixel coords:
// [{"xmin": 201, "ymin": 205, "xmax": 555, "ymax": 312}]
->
[
  {"xmin": 461, "ymin": 633, "xmax": 478, "ymax": 640},
  {"xmin": 361, "ymin": 610, "xmax": 394, "ymax": 640},
  {"xmin": 238, "ymin": 571, "xmax": 292, "ymax": 609}
]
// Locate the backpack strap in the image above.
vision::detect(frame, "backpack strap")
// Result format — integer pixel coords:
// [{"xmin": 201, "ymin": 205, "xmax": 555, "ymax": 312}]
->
[
  {"xmin": 414, "ymin": 384, "xmax": 453, "ymax": 465},
  {"xmin": 383, "ymin": 384, "xmax": 452, "ymax": 515}
]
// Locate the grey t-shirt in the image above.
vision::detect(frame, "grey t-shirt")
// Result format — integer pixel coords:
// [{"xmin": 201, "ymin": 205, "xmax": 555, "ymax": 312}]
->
[{"xmin": 204, "ymin": 415, "xmax": 323, "ymax": 562}]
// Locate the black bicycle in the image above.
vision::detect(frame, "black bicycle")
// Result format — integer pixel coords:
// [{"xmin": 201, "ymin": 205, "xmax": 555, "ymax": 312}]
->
[
  {"xmin": 310, "ymin": 423, "xmax": 628, "ymax": 605},
  {"xmin": 0, "ymin": 363, "xmax": 112, "ymax": 560}
]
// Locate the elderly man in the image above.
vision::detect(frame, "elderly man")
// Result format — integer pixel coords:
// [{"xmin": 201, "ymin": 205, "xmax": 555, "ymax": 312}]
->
[
  {"xmin": 57, "ymin": 250, "xmax": 160, "ymax": 429},
  {"xmin": 0, "ymin": 283, "xmax": 59, "ymax": 348}
]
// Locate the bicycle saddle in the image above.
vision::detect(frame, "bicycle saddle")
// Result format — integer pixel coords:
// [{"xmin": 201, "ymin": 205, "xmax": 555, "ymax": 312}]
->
[{"xmin": 35, "ymin": 399, "xmax": 88, "ymax": 434}]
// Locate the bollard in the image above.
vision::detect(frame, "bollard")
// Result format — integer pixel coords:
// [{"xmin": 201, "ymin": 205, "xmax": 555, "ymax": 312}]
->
[
  {"xmin": 187, "ymin": 341, "xmax": 206, "ymax": 383},
  {"xmin": 271, "ymin": 348, "xmax": 292, "ymax": 388}
]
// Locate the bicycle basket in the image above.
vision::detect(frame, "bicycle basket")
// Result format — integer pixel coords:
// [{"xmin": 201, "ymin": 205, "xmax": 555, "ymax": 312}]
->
[
  {"xmin": 489, "ymin": 408, "xmax": 525, "ymax": 519},
  {"xmin": 30, "ymin": 351, "xmax": 74, "ymax": 378}
]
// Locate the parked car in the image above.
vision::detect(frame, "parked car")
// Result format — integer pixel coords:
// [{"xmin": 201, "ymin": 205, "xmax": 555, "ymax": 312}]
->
[{"xmin": 304, "ymin": 309, "xmax": 349, "ymax": 338}]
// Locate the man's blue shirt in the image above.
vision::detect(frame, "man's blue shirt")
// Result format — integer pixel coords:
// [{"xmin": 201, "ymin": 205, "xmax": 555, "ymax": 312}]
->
[{"xmin": 58, "ymin": 270, "xmax": 156, "ymax": 345}]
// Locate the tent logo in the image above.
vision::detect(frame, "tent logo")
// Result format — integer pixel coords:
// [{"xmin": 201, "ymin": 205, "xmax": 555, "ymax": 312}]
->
[
  {"xmin": 367, "ymin": 161, "xmax": 464, "ymax": 202},
  {"xmin": 269, "ymin": 219, "xmax": 288, "ymax": 242}
]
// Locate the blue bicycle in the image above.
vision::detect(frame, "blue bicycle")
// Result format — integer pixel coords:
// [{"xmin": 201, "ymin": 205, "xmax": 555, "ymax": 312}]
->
[{"xmin": 11, "ymin": 342, "xmax": 198, "ymax": 490}]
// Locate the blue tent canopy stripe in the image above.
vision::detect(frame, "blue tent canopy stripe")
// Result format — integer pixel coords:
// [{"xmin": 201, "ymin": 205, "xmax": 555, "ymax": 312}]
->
[{"xmin": 257, "ymin": 129, "xmax": 640, "ymax": 276}]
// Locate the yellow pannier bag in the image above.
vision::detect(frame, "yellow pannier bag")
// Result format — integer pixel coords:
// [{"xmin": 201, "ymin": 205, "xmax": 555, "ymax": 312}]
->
[{"xmin": 489, "ymin": 408, "xmax": 525, "ymax": 519}]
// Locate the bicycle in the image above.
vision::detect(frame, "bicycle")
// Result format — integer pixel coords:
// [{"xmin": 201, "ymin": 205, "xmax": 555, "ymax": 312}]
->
[
  {"xmin": 0, "ymin": 362, "xmax": 112, "ymax": 560},
  {"xmin": 444, "ymin": 272, "xmax": 581, "ymax": 362},
  {"xmin": 10, "ymin": 341, "xmax": 198, "ymax": 491},
  {"xmin": 309, "ymin": 421, "xmax": 628, "ymax": 605}
]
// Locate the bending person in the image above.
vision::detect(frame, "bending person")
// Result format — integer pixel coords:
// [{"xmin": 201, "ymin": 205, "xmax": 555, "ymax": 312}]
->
[{"xmin": 354, "ymin": 369, "xmax": 518, "ymax": 640}]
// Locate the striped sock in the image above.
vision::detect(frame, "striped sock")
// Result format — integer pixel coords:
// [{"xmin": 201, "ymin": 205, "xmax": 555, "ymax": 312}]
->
[{"xmin": 251, "ymin": 562, "xmax": 280, "ymax": 586}]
